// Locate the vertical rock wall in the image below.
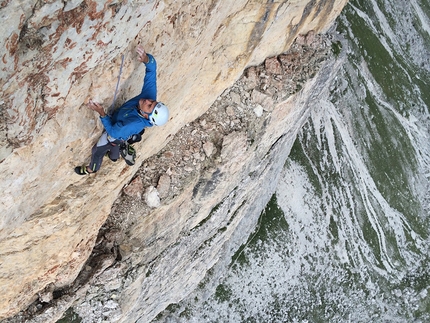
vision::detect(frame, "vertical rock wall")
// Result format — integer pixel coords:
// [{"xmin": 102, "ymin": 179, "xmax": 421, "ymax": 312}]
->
[{"xmin": 0, "ymin": 0, "xmax": 347, "ymax": 320}]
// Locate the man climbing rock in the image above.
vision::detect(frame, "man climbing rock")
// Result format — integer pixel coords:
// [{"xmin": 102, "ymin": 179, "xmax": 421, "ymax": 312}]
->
[{"xmin": 75, "ymin": 46, "xmax": 169, "ymax": 175}]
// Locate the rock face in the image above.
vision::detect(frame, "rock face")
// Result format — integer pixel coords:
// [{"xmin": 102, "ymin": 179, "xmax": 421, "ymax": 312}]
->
[{"xmin": 0, "ymin": 0, "xmax": 347, "ymax": 321}]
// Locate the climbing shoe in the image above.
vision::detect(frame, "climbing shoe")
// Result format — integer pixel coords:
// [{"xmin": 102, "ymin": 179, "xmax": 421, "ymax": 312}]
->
[
  {"xmin": 74, "ymin": 166, "xmax": 91, "ymax": 175},
  {"xmin": 120, "ymin": 143, "xmax": 136, "ymax": 166}
]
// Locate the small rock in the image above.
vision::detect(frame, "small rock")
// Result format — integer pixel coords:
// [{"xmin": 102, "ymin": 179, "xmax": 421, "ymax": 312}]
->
[
  {"xmin": 202, "ymin": 141, "xmax": 215, "ymax": 157},
  {"xmin": 144, "ymin": 186, "xmax": 160, "ymax": 208},
  {"xmin": 123, "ymin": 176, "xmax": 143, "ymax": 199},
  {"xmin": 251, "ymin": 89, "xmax": 274, "ymax": 110},
  {"xmin": 253, "ymin": 105, "xmax": 264, "ymax": 117},
  {"xmin": 104, "ymin": 300, "xmax": 119, "ymax": 309},
  {"xmin": 38, "ymin": 283, "xmax": 55, "ymax": 303},
  {"xmin": 192, "ymin": 146, "xmax": 200, "ymax": 153},
  {"xmin": 230, "ymin": 92, "xmax": 241, "ymax": 105},
  {"xmin": 244, "ymin": 66, "xmax": 259, "ymax": 90},
  {"xmin": 225, "ymin": 106, "xmax": 235, "ymax": 116},
  {"xmin": 157, "ymin": 175, "xmax": 171, "ymax": 199},
  {"xmin": 163, "ymin": 151, "xmax": 174, "ymax": 158},
  {"xmin": 295, "ymin": 34, "xmax": 306, "ymax": 45},
  {"xmin": 265, "ymin": 57, "xmax": 282, "ymax": 74},
  {"xmin": 305, "ymin": 30, "xmax": 316, "ymax": 46}
]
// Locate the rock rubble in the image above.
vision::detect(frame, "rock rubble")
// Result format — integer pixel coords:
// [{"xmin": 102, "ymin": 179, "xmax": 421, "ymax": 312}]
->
[{"xmin": 108, "ymin": 32, "xmax": 332, "ymax": 234}]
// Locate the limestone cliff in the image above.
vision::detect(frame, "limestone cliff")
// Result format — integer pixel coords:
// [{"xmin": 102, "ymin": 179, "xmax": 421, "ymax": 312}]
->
[{"xmin": 0, "ymin": 0, "xmax": 347, "ymax": 321}]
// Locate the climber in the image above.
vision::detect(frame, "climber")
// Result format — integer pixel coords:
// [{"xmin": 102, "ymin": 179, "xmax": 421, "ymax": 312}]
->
[{"xmin": 75, "ymin": 46, "xmax": 169, "ymax": 175}]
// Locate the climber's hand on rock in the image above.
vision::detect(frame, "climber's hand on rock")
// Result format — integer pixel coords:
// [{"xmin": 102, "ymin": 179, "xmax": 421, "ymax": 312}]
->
[
  {"xmin": 137, "ymin": 46, "xmax": 149, "ymax": 63},
  {"xmin": 87, "ymin": 99, "xmax": 106, "ymax": 117}
]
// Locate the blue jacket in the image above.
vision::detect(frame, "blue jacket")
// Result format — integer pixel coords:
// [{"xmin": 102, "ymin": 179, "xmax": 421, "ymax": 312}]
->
[{"xmin": 100, "ymin": 54, "xmax": 157, "ymax": 140}]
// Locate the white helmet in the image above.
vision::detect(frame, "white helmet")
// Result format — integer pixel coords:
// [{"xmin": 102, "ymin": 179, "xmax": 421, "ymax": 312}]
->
[{"xmin": 149, "ymin": 102, "xmax": 169, "ymax": 126}]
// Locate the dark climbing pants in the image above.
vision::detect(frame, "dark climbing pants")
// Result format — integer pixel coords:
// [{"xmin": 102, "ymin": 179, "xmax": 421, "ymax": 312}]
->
[{"xmin": 89, "ymin": 132, "xmax": 121, "ymax": 172}]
